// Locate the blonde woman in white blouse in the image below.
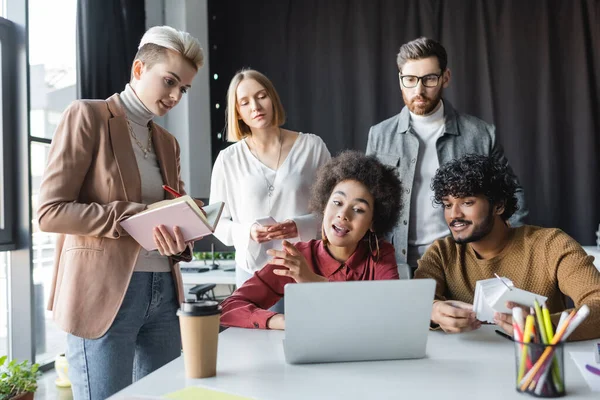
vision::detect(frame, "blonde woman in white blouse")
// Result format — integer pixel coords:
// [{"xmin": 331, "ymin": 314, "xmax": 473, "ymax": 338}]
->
[{"xmin": 210, "ymin": 69, "xmax": 331, "ymax": 307}]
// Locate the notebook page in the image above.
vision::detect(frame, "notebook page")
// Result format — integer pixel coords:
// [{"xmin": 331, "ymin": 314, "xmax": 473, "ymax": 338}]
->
[
  {"xmin": 146, "ymin": 195, "xmax": 191, "ymax": 210},
  {"xmin": 200, "ymin": 202, "xmax": 225, "ymax": 230}
]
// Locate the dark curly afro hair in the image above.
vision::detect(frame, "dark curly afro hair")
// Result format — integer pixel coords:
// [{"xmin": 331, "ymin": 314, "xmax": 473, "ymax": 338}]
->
[
  {"xmin": 309, "ymin": 150, "xmax": 403, "ymax": 236},
  {"xmin": 431, "ymin": 154, "xmax": 519, "ymax": 221}
]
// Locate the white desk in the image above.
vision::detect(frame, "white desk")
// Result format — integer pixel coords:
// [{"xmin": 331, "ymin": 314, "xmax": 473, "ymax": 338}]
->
[
  {"xmin": 180, "ymin": 260, "xmax": 236, "ymax": 285},
  {"xmin": 112, "ymin": 325, "xmax": 597, "ymax": 399}
]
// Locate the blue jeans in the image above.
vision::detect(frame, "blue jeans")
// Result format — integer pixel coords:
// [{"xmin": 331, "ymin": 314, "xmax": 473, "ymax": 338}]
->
[{"xmin": 67, "ymin": 272, "xmax": 181, "ymax": 400}]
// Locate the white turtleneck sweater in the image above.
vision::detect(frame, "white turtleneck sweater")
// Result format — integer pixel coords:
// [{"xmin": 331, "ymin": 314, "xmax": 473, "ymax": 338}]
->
[
  {"xmin": 119, "ymin": 84, "xmax": 170, "ymax": 272},
  {"xmin": 407, "ymin": 101, "xmax": 450, "ymax": 248}
]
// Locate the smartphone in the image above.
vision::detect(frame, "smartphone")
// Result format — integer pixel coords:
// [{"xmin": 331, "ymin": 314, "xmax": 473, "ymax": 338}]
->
[{"xmin": 256, "ymin": 216, "xmax": 278, "ymax": 226}]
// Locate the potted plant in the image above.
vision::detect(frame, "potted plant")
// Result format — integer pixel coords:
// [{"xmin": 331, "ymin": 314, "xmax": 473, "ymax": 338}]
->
[
  {"xmin": 193, "ymin": 251, "xmax": 210, "ymax": 264},
  {"xmin": 0, "ymin": 355, "xmax": 42, "ymax": 400}
]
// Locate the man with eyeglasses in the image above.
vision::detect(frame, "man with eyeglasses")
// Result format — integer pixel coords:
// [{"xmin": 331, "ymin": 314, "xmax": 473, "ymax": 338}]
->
[{"xmin": 366, "ymin": 37, "xmax": 527, "ymax": 278}]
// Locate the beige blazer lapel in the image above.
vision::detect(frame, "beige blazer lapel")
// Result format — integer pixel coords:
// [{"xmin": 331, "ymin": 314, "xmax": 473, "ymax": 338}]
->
[{"xmin": 106, "ymin": 94, "xmax": 142, "ymax": 203}]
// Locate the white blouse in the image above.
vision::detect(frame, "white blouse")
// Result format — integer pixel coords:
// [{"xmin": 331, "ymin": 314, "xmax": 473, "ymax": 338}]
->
[{"xmin": 209, "ymin": 133, "xmax": 331, "ymax": 273}]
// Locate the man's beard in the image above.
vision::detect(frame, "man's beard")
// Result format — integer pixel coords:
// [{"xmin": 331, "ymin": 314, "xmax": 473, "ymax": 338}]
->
[
  {"xmin": 451, "ymin": 211, "xmax": 495, "ymax": 244},
  {"xmin": 403, "ymin": 88, "xmax": 443, "ymax": 115}
]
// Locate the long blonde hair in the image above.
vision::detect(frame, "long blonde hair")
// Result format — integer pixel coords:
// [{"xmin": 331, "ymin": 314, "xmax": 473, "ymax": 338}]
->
[{"xmin": 225, "ymin": 69, "xmax": 286, "ymax": 142}]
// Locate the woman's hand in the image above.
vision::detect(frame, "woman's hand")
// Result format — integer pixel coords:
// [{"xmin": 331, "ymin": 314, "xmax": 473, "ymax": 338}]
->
[
  {"xmin": 267, "ymin": 314, "xmax": 285, "ymax": 330},
  {"xmin": 250, "ymin": 220, "xmax": 298, "ymax": 243},
  {"xmin": 193, "ymin": 199, "xmax": 206, "ymax": 217},
  {"xmin": 153, "ymin": 225, "xmax": 188, "ymax": 256},
  {"xmin": 265, "ymin": 220, "xmax": 298, "ymax": 240},
  {"xmin": 268, "ymin": 240, "xmax": 327, "ymax": 283},
  {"xmin": 193, "ymin": 199, "xmax": 204, "ymax": 208},
  {"xmin": 250, "ymin": 223, "xmax": 271, "ymax": 243}
]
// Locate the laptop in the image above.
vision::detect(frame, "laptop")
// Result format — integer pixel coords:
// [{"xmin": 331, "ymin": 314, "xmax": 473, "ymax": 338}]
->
[{"xmin": 283, "ymin": 279, "xmax": 436, "ymax": 364}]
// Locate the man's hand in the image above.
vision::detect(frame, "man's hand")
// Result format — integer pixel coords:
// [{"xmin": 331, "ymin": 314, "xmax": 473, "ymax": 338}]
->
[
  {"xmin": 267, "ymin": 314, "xmax": 285, "ymax": 330},
  {"xmin": 268, "ymin": 240, "xmax": 327, "ymax": 283},
  {"xmin": 431, "ymin": 300, "xmax": 481, "ymax": 333},
  {"xmin": 265, "ymin": 220, "xmax": 299, "ymax": 240},
  {"xmin": 494, "ymin": 301, "xmax": 529, "ymax": 336}
]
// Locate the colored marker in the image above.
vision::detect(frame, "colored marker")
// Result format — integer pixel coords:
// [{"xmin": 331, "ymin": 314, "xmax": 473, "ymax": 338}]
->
[
  {"xmin": 519, "ymin": 309, "xmax": 577, "ymax": 391},
  {"xmin": 586, "ymin": 364, "xmax": 600, "ymax": 377},
  {"xmin": 518, "ymin": 314, "xmax": 535, "ymax": 382}
]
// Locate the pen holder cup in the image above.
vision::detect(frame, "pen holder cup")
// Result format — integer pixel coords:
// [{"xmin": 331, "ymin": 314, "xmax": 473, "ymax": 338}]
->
[{"xmin": 514, "ymin": 341, "xmax": 565, "ymax": 398}]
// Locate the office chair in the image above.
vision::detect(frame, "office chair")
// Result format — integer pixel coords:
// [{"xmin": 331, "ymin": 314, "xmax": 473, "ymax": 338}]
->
[{"xmin": 189, "ymin": 283, "xmax": 217, "ymax": 301}]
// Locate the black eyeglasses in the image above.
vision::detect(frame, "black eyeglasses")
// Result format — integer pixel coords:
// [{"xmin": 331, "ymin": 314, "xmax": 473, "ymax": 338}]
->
[{"xmin": 399, "ymin": 73, "xmax": 443, "ymax": 88}]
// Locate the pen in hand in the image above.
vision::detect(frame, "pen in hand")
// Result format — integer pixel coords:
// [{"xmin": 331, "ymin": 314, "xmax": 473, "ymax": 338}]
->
[
  {"xmin": 162, "ymin": 184, "xmax": 182, "ymax": 198},
  {"xmin": 162, "ymin": 185, "xmax": 206, "ymax": 216}
]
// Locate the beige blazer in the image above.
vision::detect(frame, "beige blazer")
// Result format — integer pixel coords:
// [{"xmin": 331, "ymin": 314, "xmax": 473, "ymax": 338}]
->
[{"xmin": 38, "ymin": 94, "xmax": 191, "ymax": 339}]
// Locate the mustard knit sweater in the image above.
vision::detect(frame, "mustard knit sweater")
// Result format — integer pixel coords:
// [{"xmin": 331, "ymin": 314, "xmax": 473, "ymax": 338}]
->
[{"xmin": 414, "ymin": 225, "xmax": 600, "ymax": 341}]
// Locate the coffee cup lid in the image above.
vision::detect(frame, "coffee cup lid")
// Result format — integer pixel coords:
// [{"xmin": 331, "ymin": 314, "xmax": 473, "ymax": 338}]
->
[{"xmin": 177, "ymin": 300, "xmax": 221, "ymax": 317}]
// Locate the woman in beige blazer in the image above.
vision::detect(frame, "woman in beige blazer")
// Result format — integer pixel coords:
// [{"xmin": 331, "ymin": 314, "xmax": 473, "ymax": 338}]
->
[{"xmin": 37, "ymin": 26, "xmax": 204, "ymax": 400}]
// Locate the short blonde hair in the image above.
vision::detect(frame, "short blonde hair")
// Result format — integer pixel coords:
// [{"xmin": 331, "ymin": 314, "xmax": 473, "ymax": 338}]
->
[
  {"xmin": 133, "ymin": 25, "xmax": 204, "ymax": 73},
  {"xmin": 226, "ymin": 69, "xmax": 286, "ymax": 142}
]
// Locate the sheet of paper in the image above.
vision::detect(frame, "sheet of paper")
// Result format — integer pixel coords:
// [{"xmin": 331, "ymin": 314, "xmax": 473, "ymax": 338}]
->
[
  {"xmin": 474, "ymin": 278, "xmax": 506, "ymax": 323},
  {"xmin": 475, "ymin": 295, "xmax": 496, "ymax": 323},
  {"xmin": 165, "ymin": 386, "xmax": 253, "ymax": 400},
  {"xmin": 473, "ymin": 277, "xmax": 548, "ymax": 323},
  {"xmin": 570, "ymin": 352, "xmax": 600, "ymax": 392},
  {"xmin": 491, "ymin": 287, "xmax": 547, "ymax": 314}
]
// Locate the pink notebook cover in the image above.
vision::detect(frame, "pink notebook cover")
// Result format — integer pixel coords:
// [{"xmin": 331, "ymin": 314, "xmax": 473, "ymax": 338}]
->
[{"xmin": 120, "ymin": 201, "xmax": 221, "ymax": 251}]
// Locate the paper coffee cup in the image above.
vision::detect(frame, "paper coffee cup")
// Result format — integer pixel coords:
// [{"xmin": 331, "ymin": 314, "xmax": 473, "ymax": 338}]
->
[{"xmin": 177, "ymin": 300, "xmax": 222, "ymax": 378}]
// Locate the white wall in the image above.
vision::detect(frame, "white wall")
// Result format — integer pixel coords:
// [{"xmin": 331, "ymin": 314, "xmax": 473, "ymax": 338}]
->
[{"xmin": 145, "ymin": 0, "xmax": 213, "ymax": 199}]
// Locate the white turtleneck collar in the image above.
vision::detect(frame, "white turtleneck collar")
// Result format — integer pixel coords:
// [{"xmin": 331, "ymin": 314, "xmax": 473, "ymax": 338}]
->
[
  {"xmin": 409, "ymin": 99, "xmax": 445, "ymax": 129},
  {"xmin": 119, "ymin": 83, "xmax": 155, "ymax": 127}
]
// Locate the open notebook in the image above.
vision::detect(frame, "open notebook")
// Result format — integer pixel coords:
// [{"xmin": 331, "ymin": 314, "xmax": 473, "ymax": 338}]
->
[
  {"xmin": 473, "ymin": 276, "xmax": 547, "ymax": 323},
  {"xmin": 120, "ymin": 195, "xmax": 224, "ymax": 251}
]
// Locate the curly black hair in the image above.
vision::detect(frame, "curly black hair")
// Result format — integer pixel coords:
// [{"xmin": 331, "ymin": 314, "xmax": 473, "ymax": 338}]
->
[
  {"xmin": 309, "ymin": 150, "xmax": 403, "ymax": 236},
  {"xmin": 431, "ymin": 154, "xmax": 519, "ymax": 221}
]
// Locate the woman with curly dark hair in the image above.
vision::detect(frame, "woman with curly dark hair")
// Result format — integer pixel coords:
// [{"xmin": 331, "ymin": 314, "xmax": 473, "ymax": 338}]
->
[{"xmin": 220, "ymin": 150, "xmax": 403, "ymax": 330}]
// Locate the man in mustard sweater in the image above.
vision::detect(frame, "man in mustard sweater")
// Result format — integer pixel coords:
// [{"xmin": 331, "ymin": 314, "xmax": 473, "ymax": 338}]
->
[{"xmin": 414, "ymin": 154, "xmax": 600, "ymax": 341}]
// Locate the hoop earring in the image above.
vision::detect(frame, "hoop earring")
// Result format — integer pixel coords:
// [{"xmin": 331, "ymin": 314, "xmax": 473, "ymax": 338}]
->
[
  {"xmin": 368, "ymin": 231, "xmax": 380, "ymax": 263},
  {"xmin": 321, "ymin": 224, "xmax": 328, "ymax": 246}
]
